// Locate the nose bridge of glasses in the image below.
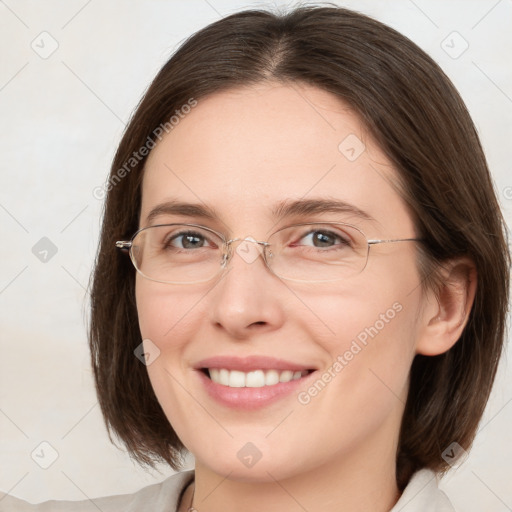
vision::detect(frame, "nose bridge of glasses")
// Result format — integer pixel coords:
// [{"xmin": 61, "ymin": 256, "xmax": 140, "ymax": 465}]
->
[{"xmin": 222, "ymin": 236, "xmax": 270, "ymax": 268}]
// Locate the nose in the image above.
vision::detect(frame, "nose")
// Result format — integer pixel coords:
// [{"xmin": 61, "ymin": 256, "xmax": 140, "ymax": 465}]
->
[{"xmin": 208, "ymin": 237, "xmax": 286, "ymax": 339}]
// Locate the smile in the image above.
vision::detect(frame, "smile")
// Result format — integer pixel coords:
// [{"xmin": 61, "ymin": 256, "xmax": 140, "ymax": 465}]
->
[
  {"xmin": 194, "ymin": 355, "xmax": 317, "ymax": 409},
  {"xmin": 205, "ymin": 368, "xmax": 312, "ymax": 388}
]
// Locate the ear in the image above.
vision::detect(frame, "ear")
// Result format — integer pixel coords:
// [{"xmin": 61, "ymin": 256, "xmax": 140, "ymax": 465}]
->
[{"xmin": 416, "ymin": 257, "xmax": 477, "ymax": 356}]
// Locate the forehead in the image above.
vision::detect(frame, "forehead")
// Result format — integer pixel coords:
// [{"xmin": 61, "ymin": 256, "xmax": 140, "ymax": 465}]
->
[{"xmin": 140, "ymin": 82, "xmax": 414, "ymax": 235}]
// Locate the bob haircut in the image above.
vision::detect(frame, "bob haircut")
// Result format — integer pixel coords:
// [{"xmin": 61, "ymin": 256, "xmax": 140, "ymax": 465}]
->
[{"xmin": 89, "ymin": 4, "xmax": 510, "ymax": 490}]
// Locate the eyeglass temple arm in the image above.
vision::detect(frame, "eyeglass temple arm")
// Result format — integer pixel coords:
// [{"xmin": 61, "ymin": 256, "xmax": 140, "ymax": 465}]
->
[
  {"xmin": 116, "ymin": 241, "xmax": 132, "ymax": 251},
  {"xmin": 367, "ymin": 238, "xmax": 423, "ymax": 245}
]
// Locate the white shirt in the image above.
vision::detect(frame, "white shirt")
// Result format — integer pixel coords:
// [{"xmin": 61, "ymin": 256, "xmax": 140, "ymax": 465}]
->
[{"xmin": 0, "ymin": 469, "xmax": 455, "ymax": 511}]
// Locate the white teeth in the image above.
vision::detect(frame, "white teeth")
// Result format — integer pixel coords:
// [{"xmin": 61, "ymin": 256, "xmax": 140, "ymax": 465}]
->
[
  {"xmin": 246, "ymin": 370, "xmax": 265, "ymax": 387},
  {"xmin": 207, "ymin": 368, "xmax": 310, "ymax": 387},
  {"xmin": 219, "ymin": 368, "xmax": 229, "ymax": 383},
  {"xmin": 228, "ymin": 370, "xmax": 246, "ymax": 388},
  {"xmin": 279, "ymin": 370, "xmax": 293, "ymax": 382},
  {"xmin": 265, "ymin": 369, "xmax": 280, "ymax": 386}
]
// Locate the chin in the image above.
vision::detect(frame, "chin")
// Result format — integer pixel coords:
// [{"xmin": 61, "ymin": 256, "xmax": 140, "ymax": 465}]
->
[{"xmin": 192, "ymin": 437, "xmax": 319, "ymax": 484}]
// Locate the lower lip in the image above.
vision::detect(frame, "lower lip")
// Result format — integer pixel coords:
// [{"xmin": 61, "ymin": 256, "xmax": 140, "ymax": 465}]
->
[{"xmin": 196, "ymin": 370, "xmax": 316, "ymax": 410}]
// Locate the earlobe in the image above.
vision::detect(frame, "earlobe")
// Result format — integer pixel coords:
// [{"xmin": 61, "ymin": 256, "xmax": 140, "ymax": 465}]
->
[{"xmin": 416, "ymin": 258, "xmax": 477, "ymax": 356}]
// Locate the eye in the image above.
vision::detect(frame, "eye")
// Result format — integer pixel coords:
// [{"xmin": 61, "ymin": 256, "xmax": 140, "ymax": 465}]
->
[
  {"xmin": 296, "ymin": 228, "xmax": 351, "ymax": 249},
  {"xmin": 164, "ymin": 230, "xmax": 213, "ymax": 250}
]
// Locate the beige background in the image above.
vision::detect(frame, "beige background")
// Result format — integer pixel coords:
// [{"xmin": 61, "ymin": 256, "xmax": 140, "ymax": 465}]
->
[{"xmin": 0, "ymin": 0, "xmax": 511, "ymax": 510}]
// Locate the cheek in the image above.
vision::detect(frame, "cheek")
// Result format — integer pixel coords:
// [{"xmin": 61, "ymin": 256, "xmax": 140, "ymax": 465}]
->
[
  {"xmin": 135, "ymin": 278, "xmax": 209, "ymax": 435},
  {"xmin": 298, "ymin": 262, "xmax": 417, "ymax": 348},
  {"xmin": 135, "ymin": 277, "xmax": 207, "ymax": 347},
  {"xmin": 135, "ymin": 278, "xmax": 206, "ymax": 399},
  {"xmin": 295, "ymin": 262, "xmax": 421, "ymax": 410}
]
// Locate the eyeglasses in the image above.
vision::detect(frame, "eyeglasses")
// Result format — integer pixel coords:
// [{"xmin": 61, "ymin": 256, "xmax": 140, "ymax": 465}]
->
[{"xmin": 116, "ymin": 222, "xmax": 422, "ymax": 285}]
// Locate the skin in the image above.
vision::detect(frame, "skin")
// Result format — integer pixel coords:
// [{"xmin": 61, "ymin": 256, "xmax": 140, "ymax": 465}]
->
[{"xmin": 135, "ymin": 82, "xmax": 476, "ymax": 512}]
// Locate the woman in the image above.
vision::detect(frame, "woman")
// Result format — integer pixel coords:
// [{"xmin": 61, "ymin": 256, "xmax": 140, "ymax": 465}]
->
[{"xmin": 1, "ymin": 4, "xmax": 509, "ymax": 511}]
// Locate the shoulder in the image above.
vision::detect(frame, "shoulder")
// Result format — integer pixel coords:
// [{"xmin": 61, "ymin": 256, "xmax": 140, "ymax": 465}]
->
[
  {"xmin": 0, "ymin": 470, "xmax": 195, "ymax": 512},
  {"xmin": 390, "ymin": 469, "xmax": 455, "ymax": 512}
]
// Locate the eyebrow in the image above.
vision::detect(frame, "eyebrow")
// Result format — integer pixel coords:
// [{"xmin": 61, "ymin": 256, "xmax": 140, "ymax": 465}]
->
[
  {"xmin": 144, "ymin": 197, "xmax": 374, "ymax": 225},
  {"xmin": 146, "ymin": 200, "xmax": 216, "ymax": 224},
  {"xmin": 271, "ymin": 197, "xmax": 374, "ymax": 222}
]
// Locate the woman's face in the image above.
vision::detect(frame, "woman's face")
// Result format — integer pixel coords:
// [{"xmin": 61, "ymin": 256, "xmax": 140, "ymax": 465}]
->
[{"xmin": 136, "ymin": 82, "xmax": 426, "ymax": 482}]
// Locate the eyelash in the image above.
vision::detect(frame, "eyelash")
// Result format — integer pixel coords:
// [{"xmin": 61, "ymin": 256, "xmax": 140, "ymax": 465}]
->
[
  {"xmin": 163, "ymin": 231, "xmax": 213, "ymax": 250},
  {"xmin": 163, "ymin": 228, "xmax": 351, "ymax": 251},
  {"xmin": 292, "ymin": 229, "xmax": 351, "ymax": 249}
]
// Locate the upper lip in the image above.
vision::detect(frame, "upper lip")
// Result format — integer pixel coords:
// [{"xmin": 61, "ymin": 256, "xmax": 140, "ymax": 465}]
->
[{"xmin": 194, "ymin": 355, "xmax": 316, "ymax": 372}]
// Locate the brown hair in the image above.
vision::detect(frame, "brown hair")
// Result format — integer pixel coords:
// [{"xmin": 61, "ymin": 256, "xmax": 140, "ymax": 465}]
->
[{"xmin": 88, "ymin": 4, "xmax": 510, "ymax": 489}]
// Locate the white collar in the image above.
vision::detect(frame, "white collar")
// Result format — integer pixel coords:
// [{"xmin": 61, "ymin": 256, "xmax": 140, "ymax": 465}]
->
[{"xmin": 390, "ymin": 469, "xmax": 454, "ymax": 511}]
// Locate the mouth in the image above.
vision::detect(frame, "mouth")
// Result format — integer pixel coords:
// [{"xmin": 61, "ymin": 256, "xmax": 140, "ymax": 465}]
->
[
  {"xmin": 200, "ymin": 368, "xmax": 315, "ymax": 388},
  {"xmin": 194, "ymin": 355, "xmax": 318, "ymax": 409}
]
